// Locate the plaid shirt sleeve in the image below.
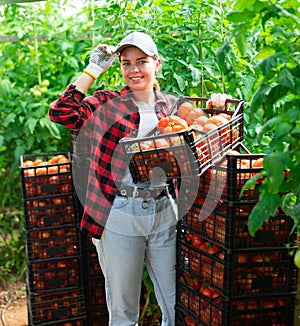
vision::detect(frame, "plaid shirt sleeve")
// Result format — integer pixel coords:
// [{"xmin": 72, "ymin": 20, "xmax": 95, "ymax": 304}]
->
[{"xmin": 49, "ymin": 84, "xmax": 122, "ymax": 130}]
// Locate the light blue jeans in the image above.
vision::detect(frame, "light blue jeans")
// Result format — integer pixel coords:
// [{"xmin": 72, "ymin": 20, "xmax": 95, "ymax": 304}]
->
[{"xmin": 92, "ymin": 194, "xmax": 177, "ymax": 326}]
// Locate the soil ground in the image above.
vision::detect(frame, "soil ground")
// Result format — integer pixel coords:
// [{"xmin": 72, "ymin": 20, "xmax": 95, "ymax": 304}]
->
[{"xmin": 0, "ymin": 282, "xmax": 27, "ymax": 326}]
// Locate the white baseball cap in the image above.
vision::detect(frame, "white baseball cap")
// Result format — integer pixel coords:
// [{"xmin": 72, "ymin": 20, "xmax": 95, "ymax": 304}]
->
[{"xmin": 116, "ymin": 32, "xmax": 158, "ymax": 57}]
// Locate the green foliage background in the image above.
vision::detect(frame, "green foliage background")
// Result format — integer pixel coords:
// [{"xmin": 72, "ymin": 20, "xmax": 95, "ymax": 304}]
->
[{"xmin": 0, "ymin": 0, "xmax": 299, "ymax": 292}]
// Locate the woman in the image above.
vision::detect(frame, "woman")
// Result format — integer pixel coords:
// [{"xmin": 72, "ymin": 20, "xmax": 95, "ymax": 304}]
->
[{"xmin": 49, "ymin": 31, "xmax": 178, "ymax": 326}]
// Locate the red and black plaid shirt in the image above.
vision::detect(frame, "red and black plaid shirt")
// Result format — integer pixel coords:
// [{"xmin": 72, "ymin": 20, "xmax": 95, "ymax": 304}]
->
[{"xmin": 49, "ymin": 84, "xmax": 177, "ymax": 238}]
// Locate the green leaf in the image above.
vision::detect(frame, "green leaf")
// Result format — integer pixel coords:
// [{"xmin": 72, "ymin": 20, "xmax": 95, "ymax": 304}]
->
[
  {"xmin": 254, "ymin": 47, "xmax": 277, "ymax": 61},
  {"xmin": 188, "ymin": 65, "xmax": 201, "ymax": 84},
  {"xmin": 239, "ymin": 171, "xmax": 265, "ymax": 199},
  {"xmin": 248, "ymin": 192, "xmax": 282, "ymax": 236},
  {"xmin": 227, "ymin": 10, "xmax": 255, "ymax": 23},
  {"xmin": 278, "ymin": 68, "xmax": 295, "ymax": 89},
  {"xmin": 264, "ymin": 152, "xmax": 288, "ymax": 192},
  {"xmin": 39, "ymin": 117, "xmax": 61, "ymax": 140},
  {"xmin": 291, "ymin": 129, "xmax": 300, "ymax": 139},
  {"xmin": 4, "ymin": 113, "xmax": 16, "ymax": 127},
  {"xmin": 281, "ymin": 193, "xmax": 300, "ymax": 222},
  {"xmin": 274, "ymin": 122, "xmax": 293, "ymax": 139},
  {"xmin": 25, "ymin": 117, "xmax": 37, "ymax": 134},
  {"xmin": 235, "ymin": 32, "xmax": 246, "ymax": 57},
  {"xmin": 173, "ymin": 72, "xmax": 186, "ymax": 92},
  {"xmin": 0, "ymin": 135, "xmax": 4, "ymax": 149}
]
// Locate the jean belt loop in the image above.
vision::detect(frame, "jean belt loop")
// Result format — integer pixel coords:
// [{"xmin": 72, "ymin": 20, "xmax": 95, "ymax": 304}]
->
[{"xmin": 133, "ymin": 186, "xmax": 139, "ymax": 198}]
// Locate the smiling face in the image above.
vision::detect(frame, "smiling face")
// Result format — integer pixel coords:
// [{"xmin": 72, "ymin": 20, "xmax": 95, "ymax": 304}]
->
[{"xmin": 120, "ymin": 46, "xmax": 161, "ymax": 92}]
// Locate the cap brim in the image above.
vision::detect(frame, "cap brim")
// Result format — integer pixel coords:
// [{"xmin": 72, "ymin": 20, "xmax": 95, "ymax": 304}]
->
[{"xmin": 116, "ymin": 43, "xmax": 156, "ymax": 56}]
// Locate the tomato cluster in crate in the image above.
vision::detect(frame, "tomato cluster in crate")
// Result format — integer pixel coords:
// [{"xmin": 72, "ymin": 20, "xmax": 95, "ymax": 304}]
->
[
  {"xmin": 179, "ymin": 146, "xmax": 264, "ymax": 205},
  {"xmin": 120, "ymin": 97, "xmax": 244, "ymax": 184},
  {"xmin": 27, "ymin": 256, "xmax": 83, "ymax": 293},
  {"xmin": 23, "ymin": 194, "xmax": 79, "ymax": 229},
  {"xmin": 177, "ymin": 227, "xmax": 297, "ymax": 297},
  {"xmin": 27, "ymin": 287, "xmax": 86, "ymax": 326},
  {"xmin": 26, "ymin": 225, "xmax": 81, "ymax": 261},
  {"xmin": 20, "ymin": 153, "xmax": 73, "ymax": 198},
  {"xmin": 180, "ymin": 201, "xmax": 295, "ymax": 250},
  {"xmin": 176, "ymin": 281, "xmax": 296, "ymax": 326},
  {"xmin": 20, "ymin": 153, "xmax": 81, "ymax": 230}
]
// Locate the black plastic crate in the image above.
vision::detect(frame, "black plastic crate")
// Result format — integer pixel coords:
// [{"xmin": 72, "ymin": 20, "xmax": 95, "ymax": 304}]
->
[
  {"xmin": 80, "ymin": 235, "xmax": 108, "ymax": 326},
  {"xmin": 178, "ymin": 144, "xmax": 264, "ymax": 205},
  {"xmin": 89, "ymin": 306, "xmax": 109, "ymax": 326},
  {"xmin": 27, "ymin": 256, "xmax": 84, "ymax": 293},
  {"xmin": 81, "ymin": 235, "xmax": 103, "ymax": 278},
  {"xmin": 200, "ymin": 151, "xmax": 265, "ymax": 203},
  {"xmin": 120, "ymin": 97, "xmax": 244, "ymax": 183},
  {"xmin": 176, "ymin": 279, "xmax": 296, "ymax": 326},
  {"xmin": 20, "ymin": 153, "xmax": 72, "ymax": 199},
  {"xmin": 27, "ymin": 287, "xmax": 86, "ymax": 326},
  {"xmin": 177, "ymin": 228, "xmax": 297, "ymax": 297},
  {"xmin": 26, "ymin": 224, "xmax": 81, "ymax": 261},
  {"xmin": 22, "ymin": 193, "xmax": 80, "ymax": 230},
  {"xmin": 179, "ymin": 201, "xmax": 296, "ymax": 249}
]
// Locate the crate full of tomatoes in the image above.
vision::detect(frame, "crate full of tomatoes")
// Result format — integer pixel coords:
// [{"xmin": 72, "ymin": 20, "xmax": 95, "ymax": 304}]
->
[
  {"xmin": 27, "ymin": 286, "xmax": 86, "ymax": 326},
  {"xmin": 20, "ymin": 153, "xmax": 81, "ymax": 230},
  {"xmin": 179, "ymin": 145, "xmax": 296, "ymax": 249},
  {"xmin": 176, "ymin": 279, "xmax": 296, "ymax": 326},
  {"xmin": 26, "ymin": 255, "xmax": 84, "ymax": 294},
  {"xmin": 80, "ymin": 235, "xmax": 108, "ymax": 326},
  {"xmin": 176, "ymin": 227, "xmax": 297, "ymax": 298},
  {"xmin": 120, "ymin": 96, "xmax": 244, "ymax": 183}
]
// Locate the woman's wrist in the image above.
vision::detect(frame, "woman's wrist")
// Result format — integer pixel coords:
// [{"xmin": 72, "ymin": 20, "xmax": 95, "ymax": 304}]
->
[{"xmin": 74, "ymin": 72, "xmax": 96, "ymax": 94}]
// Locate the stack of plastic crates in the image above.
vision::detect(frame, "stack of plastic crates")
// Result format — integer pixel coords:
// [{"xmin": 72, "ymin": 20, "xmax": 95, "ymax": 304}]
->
[
  {"xmin": 70, "ymin": 129, "xmax": 109, "ymax": 326},
  {"xmin": 175, "ymin": 144, "xmax": 298, "ymax": 325},
  {"xmin": 20, "ymin": 152, "xmax": 87, "ymax": 326}
]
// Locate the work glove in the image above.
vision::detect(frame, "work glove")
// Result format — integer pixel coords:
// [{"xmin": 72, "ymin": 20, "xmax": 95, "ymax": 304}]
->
[
  {"xmin": 84, "ymin": 44, "xmax": 118, "ymax": 80},
  {"xmin": 206, "ymin": 93, "xmax": 232, "ymax": 109}
]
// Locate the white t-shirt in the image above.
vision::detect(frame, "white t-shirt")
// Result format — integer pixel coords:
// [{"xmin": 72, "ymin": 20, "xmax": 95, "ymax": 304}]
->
[{"xmin": 122, "ymin": 101, "xmax": 158, "ymax": 187}]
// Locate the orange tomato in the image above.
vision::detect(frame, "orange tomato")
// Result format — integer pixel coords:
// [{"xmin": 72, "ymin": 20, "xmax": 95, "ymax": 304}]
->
[
  {"xmin": 157, "ymin": 115, "xmax": 188, "ymax": 134},
  {"xmin": 193, "ymin": 115, "xmax": 209, "ymax": 126},
  {"xmin": 177, "ymin": 101, "xmax": 194, "ymax": 120},
  {"xmin": 202, "ymin": 122, "xmax": 217, "ymax": 133},
  {"xmin": 207, "ymin": 115, "xmax": 228, "ymax": 127},
  {"xmin": 253, "ymin": 157, "xmax": 263, "ymax": 167},
  {"xmin": 185, "ymin": 107, "xmax": 205, "ymax": 125}
]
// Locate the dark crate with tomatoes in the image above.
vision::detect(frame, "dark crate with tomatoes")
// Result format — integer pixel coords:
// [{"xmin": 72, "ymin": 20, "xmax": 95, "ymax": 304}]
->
[
  {"xmin": 80, "ymin": 234, "xmax": 108, "ymax": 326},
  {"xmin": 20, "ymin": 153, "xmax": 73, "ymax": 199},
  {"xmin": 179, "ymin": 146, "xmax": 264, "ymax": 207},
  {"xmin": 85, "ymin": 276, "xmax": 109, "ymax": 326},
  {"xmin": 20, "ymin": 153, "xmax": 81, "ymax": 230},
  {"xmin": 180, "ymin": 201, "xmax": 296, "ymax": 250},
  {"xmin": 22, "ymin": 193, "xmax": 80, "ymax": 230},
  {"xmin": 88, "ymin": 306, "xmax": 109, "ymax": 326},
  {"xmin": 27, "ymin": 255, "xmax": 84, "ymax": 294},
  {"xmin": 175, "ymin": 280, "xmax": 296, "ymax": 326},
  {"xmin": 120, "ymin": 97, "xmax": 244, "ymax": 184},
  {"xmin": 177, "ymin": 227, "xmax": 297, "ymax": 297},
  {"xmin": 27, "ymin": 287, "xmax": 86, "ymax": 326},
  {"xmin": 26, "ymin": 224, "xmax": 81, "ymax": 261}
]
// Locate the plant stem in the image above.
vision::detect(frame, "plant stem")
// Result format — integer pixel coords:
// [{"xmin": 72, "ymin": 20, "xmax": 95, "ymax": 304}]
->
[
  {"xmin": 139, "ymin": 288, "xmax": 151, "ymax": 324},
  {"xmin": 33, "ymin": 22, "xmax": 41, "ymax": 85}
]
